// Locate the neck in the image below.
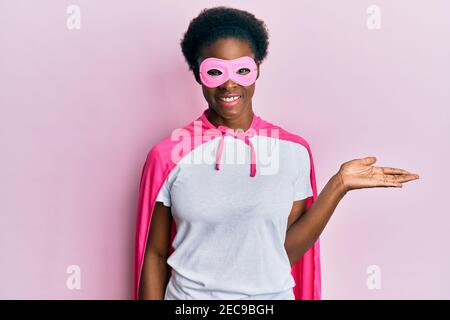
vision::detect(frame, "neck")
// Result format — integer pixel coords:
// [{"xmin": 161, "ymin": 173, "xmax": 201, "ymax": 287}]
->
[{"xmin": 207, "ymin": 106, "xmax": 254, "ymax": 132}]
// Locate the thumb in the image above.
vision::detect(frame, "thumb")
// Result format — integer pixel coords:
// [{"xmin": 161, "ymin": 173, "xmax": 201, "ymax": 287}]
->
[{"xmin": 361, "ymin": 156, "xmax": 377, "ymax": 165}]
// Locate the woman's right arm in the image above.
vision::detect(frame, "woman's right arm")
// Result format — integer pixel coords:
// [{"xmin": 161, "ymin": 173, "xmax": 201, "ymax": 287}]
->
[{"xmin": 139, "ymin": 202, "xmax": 173, "ymax": 300}]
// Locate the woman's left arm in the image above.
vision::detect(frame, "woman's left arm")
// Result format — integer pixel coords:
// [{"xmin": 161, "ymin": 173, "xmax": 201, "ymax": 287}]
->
[{"xmin": 285, "ymin": 156, "xmax": 420, "ymax": 267}]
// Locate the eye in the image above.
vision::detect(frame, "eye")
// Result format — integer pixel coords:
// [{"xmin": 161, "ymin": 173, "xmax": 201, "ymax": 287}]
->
[
  {"xmin": 207, "ymin": 69, "xmax": 222, "ymax": 76},
  {"xmin": 237, "ymin": 68, "xmax": 250, "ymax": 75}
]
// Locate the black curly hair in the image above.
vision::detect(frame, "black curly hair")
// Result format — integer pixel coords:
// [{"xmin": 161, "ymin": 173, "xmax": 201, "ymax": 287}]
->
[{"xmin": 180, "ymin": 6, "xmax": 270, "ymax": 83}]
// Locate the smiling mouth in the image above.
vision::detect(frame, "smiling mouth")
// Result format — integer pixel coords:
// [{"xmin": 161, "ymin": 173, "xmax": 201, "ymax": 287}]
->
[{"xmin": 216, "ymin": 95, "xmax": 242, "ymax": 107}]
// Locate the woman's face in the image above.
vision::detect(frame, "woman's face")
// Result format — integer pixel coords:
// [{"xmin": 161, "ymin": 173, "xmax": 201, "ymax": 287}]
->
[{"xmin": 197, "ymin": 38, "xmax": 260, "ymax": 121}]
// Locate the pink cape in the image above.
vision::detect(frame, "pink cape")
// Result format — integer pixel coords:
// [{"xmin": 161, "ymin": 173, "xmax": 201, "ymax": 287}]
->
[{"xmin": 133, "ymin": 108, "xmax": 321, "ymax": 300}]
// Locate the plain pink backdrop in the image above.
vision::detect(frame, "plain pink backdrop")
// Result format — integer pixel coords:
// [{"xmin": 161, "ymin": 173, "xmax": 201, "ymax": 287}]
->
[{"xmin": 0, "ymin": 0, "xmax": 448, "ymax": 299}]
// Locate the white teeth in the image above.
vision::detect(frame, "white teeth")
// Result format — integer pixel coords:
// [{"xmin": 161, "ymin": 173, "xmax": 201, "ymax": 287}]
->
[{"xmin": 220, "ymin": 96, "xmax": 240, "ymax": 102}]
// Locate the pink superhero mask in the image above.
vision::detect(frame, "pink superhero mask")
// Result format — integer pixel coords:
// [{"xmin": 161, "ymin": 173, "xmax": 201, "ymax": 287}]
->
[{"xmin": 199, "ymin": 56, "xmax": 258, "ymax": 88}]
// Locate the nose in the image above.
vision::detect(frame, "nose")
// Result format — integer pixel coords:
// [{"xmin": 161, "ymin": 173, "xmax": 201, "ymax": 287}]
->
[{"xmin": 219, "ymin": 79, "xmax": 238, "ymax": 89}]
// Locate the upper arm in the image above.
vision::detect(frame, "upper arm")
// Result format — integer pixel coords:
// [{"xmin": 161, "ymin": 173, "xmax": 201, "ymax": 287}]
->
[
  {"xmin": 139, "ymin": 202, "xmax": 172, "ymax": 299},
  {"xmin": 145, "ymin": 202, "xmax": 173, "ymax": 259},
  {"xmin": 287, "ymin": 198, "xmax": 308, "ymax": 231},
  {"xmin": 146, "ymin": 171, "xmax": 174, "ymax": 258}
]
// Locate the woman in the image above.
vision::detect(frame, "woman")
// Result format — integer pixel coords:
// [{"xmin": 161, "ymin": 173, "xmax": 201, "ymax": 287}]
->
[{"xmin": 134, "ymin": 6, "xmax": 419, "ymax": 300}]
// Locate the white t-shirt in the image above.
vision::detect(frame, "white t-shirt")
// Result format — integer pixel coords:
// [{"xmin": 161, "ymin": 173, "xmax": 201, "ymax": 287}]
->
[{"xmin": 156, "ymin": 134, "xmax": 313, "ymax": 300}]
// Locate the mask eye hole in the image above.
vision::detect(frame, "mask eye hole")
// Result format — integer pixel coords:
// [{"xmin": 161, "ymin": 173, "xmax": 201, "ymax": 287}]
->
[
  {"xmin": 238, "ymin": 68, "xmax": 250, "ymax": 75},
  {"xmin": 207, "ymin": 69, "xmax": 222, "ymax": 76}
]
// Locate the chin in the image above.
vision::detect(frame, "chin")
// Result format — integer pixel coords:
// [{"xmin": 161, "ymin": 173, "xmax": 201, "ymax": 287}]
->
[
  {"xmin": 217, "ymin": 104, "xmax": 244, "ymax": 118},
  {"xmin": 215, "ymin": 100, "xmax": 247, "ymax": 114}
]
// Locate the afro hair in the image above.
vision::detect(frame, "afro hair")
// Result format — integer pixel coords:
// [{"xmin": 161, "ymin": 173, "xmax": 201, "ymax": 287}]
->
[{"xmin": 180, "ymin": 6, "xmax": 270, "ymax": 82}]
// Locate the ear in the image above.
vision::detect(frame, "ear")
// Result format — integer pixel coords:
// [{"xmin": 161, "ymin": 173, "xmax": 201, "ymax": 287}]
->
[{"xmin": 256, "ymin": 63, "xmax": 260, "ymax": 80}]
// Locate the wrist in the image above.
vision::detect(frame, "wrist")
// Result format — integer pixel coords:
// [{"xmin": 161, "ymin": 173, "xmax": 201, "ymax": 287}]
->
[{"xmin": 331, "ymin": 172, "xmax": 348, "ymax": 198}]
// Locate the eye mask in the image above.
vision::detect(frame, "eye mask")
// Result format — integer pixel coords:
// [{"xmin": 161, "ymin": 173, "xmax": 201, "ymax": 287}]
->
[{"xmin": 199, "ymin": 56, "xmax": 258, "ymax": 88}]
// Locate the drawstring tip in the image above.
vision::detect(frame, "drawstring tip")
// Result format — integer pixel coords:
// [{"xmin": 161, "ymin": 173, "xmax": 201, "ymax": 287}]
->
[{"xmin": 250, "ymin": 164, "xmax": 256, "ymax": 177}]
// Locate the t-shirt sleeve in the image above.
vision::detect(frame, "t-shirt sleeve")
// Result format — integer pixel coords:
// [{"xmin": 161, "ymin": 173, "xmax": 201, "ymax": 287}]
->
[
  {"xmin": 156, "ymin": 176, "xmax": 172, "ymax": 207},
  {"xmin": 155, "ymin": 166, "xmax": 180, "ymax": 207},
  {"xmin": 292, "ymin": 146, "xmax": 313, "ymax": 201}
]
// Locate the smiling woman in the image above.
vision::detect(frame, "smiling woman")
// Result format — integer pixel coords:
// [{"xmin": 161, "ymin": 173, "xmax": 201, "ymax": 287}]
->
[
  {"xmin": 134, "ymin": 6, "xmax": 319, "ymax": 301},
  {"xmin": 134, "ymin": 5, "xmax": 419, "ymax": 302}
]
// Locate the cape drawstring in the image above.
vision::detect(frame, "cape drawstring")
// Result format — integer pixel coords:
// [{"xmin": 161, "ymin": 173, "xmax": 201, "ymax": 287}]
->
[{"xmin": 215, "ymin": 125, "xmax": 256, "ymax": 177}]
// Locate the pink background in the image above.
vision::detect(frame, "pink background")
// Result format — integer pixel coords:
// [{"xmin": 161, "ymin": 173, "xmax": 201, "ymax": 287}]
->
[{"xmin": 1, "ymin": 0, "xmax": 449, "ymax": 299}]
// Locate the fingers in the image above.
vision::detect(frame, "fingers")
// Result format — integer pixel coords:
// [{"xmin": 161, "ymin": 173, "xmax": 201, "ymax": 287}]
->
[
  {"xmin": 365, "ymin": 158, "xmax": 419, "ymax": 179},
  {"xmin": 382, "ymin": 181, "xmax": 403, "ymax": 188},
  {"xmin": 392, "ymin": 172, "xmax": 420, "ymax": 180},
  {"xmin": 377, "ymin": 173, "xmax": 419, "ymax": 188},
  {"xmin": 381, "ymin": 167, "xmax": 414, "ymax": 175},
  {"xmin": 390, "ymin": 174, "xmax": 419, "ymax": 183},
  {"xmin": 378, "ymin": 167, "xmax": 420, "ymax": 182}
]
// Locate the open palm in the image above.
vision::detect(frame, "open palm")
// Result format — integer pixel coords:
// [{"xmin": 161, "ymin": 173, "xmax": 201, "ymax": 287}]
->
[{"xmin": 337, "ymin": 156, "xmax": 419, "ymax": 192}]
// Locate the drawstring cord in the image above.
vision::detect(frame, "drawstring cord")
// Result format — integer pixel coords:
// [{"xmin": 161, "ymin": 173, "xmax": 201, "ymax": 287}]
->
[{"xmin": 215, "ymin": 125, "xmax": 256, "ymax": 177}]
